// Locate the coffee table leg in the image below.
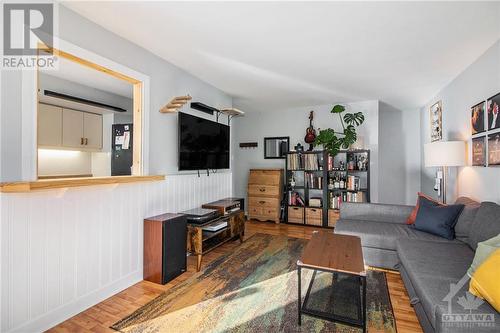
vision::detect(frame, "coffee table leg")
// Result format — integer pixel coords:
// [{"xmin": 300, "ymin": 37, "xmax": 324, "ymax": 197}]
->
[
  {"xmin": 298, "ymin": 266, "xmax": 302, "ymax": 326},
  {"xmin": 362, "ymin": 275, "xmax": 367, "ymax": 333}
]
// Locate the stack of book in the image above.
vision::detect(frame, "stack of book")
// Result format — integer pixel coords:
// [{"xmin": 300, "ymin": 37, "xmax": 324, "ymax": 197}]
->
[{"xmin": 304, "ymin": 154, "xmax": 319, "ymax": 170}]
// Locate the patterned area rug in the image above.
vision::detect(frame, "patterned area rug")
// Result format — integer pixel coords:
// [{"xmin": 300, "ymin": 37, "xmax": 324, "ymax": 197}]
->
[{"xmin": 112, "ymin": 233, "xmax": 396, "ymax": 333}]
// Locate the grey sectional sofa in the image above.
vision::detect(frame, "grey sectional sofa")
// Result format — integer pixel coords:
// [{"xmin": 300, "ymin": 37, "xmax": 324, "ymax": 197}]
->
[{"xmin": 334, "ymin": 197, "xmax": 500, "ymax": 333}]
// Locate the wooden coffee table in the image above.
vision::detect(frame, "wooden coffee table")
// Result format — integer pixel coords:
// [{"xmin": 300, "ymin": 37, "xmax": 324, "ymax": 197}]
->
[{"xmin": 297, "ymin": 231, "xmax": 367, "ymax": 332}]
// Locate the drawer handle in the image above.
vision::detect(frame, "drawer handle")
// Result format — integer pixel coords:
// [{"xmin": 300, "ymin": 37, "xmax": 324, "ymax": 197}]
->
[
  {"xmin": 293, "ymin": 207, "xmax": 299, "ymax": 210},
  {"xmin": 259, "ymin": 200, "xmax": 266, "ymax": 204},
  {"xmin": 311, "ymin": 209, "xmax": 317, "ymax": 212},
  {"xmin": 259, "ymin": 188, "xmax": 266, "ymax": 192}
]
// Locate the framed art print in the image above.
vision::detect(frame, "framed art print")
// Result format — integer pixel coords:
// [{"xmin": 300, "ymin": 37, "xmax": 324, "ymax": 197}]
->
[
  {"xmin": 471, "ymin": 101, "xmax": 485, "ymax": 135},
  {"xmin": 472, "ymin": 136, "xmax": 486, "ymax": 166},
  {"xmin": 487, "ymin": 93, "xmax": 500, "ymax": 131},
  {"xmin": 430, "ymin": 101, "xmax": 442, "ymax": 142},
  {"xmin": 488, "ymin": 133, "xmax": 500, "ymax": 166}
]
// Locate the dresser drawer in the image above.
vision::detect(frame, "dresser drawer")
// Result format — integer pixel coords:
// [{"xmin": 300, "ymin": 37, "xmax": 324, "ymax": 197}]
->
[
  {"xmin": 328, "ymin": 209, "xmax": 340, "ymax": 228},
  {"xmin": 248, "ymin": 184, "xmax": 280, "ymax": 197},
  {"xmin": 288, "ymin": 207, "xmax": 304, "ymax": 224},
  {"xmin": 249, "ymin": 197, "xmax": 279, "ymax": 208},
  {"xmin": 249, "ymin": 206, "xmax": 263, "ymax": 216},
  {"xmin": 248, "ymin": 170, "xmax": 281, "ymax": 185}
]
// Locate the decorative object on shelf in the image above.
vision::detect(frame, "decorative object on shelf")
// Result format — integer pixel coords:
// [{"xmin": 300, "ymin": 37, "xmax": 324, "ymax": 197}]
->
[
  {"xmin": 159, "ymin": 95, "xmax": 192, "ymax": 113},
  {"xmin": 218, "ymin": 107, "xmax": 245, "ymax": 124},
  {"xmin": 472, "ymin": 136, "xmax": 487, "ymax": 167},
  {"xmin": 471, "ymin": 101, "xmax": 486, "ymax": 135},
  {"xmin": 264, "ymin": 136, "xmax": 289, "ymax": 159},
  {"xmin": 488, "ymin": 133, "xmax": 500, "ymax": 166},
  {"xmin": 424, "ymin": 141, "xmax": 465, "ymax": 203},
  {"xmin": 487, "ymin": 93, "xmax": 500, "ymax": 130},
  {"xmin": 429, "ymin": 101, "xmax": 443, "ymax": 142},
  {"xmin": 304, "ymin": 111, "xmax": 317, "ymax": 151},
  {"xmin": 239, "ymin": 142, "xmax": 258, "ymax": 148},
  {"xmin": 294, "ymin": 143, "xmax": 304, "ymax": 152},
  {"xmin": 313, "ymin": 104, "xmax": 365, "ymax": 157}
]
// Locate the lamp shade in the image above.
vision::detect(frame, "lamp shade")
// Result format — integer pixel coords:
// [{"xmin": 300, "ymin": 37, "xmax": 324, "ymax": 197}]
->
[{"xmin": 424, "ymin": 141, "xmax": 466, "ymax": 167}]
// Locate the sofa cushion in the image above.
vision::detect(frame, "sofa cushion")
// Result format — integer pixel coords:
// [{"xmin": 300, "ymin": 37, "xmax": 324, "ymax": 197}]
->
[
  {"xmin": 413, "ymin": 197, "xmax": 464, "ymax": 239},
  {"xmin": 468, "ymin": 202, "xmax": 500, "ymax": 250},
  {"xmin": 396, "ymin": 239, "xmax": 475, "ymax": 328},
  {"xmin": 406, "ymin": 192, "xmax": 444, "ymax": 225},
  {"xmin": 335, "ymin": 219, "xmax": 461, "ymax": 251},
  {"xmin": 454, "ymin": 197, "xmax": 480, "ymax": 243}
]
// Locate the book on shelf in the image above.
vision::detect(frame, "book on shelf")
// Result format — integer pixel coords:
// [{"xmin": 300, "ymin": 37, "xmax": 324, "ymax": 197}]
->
[
  {"xmin": 346, "ymin": 175, "xmax": 361, "ymax": 191},
  {"xmin": 309, "ymin": 197, "xmax": 322, "ymax": 207},
  {"xmin": 288, "ymin": 191, "xmax": 305, "ymax": 206},
  {"xmin": 307, "ymin": 173, "xmax": 323, "ymax": 189},
  {"xmin": 328, "ymin": 191, "xmax": 365, "ymax": 209},
  {"xmin": 287, "ymin": 153, "xmax": 320, "ymax": 170}
]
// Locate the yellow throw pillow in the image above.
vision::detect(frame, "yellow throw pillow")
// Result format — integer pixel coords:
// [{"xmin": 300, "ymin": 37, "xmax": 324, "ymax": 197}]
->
[{"xmin": 469, "ymin": 248, "xmax": 500, "ymax": 312}]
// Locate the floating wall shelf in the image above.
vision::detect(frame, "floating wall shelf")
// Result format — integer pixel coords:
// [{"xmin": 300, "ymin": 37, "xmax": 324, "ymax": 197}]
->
[{"xmin": 159, "ymin": 95, "xmax": 192, "ymax": 113}]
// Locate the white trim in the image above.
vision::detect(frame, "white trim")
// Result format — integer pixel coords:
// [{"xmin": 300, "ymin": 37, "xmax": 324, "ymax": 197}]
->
[
  {"xmin": 20, "ymin": 37, "xmax": 151, "ymax": 180},
  {"xmin": 8, "ymin": 271, "xmax": 142, "ymax": 333}
]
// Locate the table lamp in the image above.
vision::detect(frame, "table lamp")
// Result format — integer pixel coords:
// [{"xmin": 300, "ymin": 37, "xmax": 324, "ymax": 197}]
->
[{"xmin": 424, "ymin": 141, "xmax": 465, "ymax": 203}]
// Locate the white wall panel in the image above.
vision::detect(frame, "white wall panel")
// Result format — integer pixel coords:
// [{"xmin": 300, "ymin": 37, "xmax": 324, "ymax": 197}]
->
[{"xmin": 0, "ymin": 172, "xmax": 232, "ymax": 333}]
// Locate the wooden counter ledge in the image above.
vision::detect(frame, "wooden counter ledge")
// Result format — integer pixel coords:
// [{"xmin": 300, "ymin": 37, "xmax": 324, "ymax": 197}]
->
[{"xmin": 0, "ymin": 175, "xmax": 165, "ymax": 193}]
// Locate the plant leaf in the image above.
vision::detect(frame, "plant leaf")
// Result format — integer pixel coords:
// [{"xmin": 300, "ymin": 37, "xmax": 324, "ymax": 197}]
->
[
  {"xmin": 330, "ymin": 104, "xmax": 345, "ymax": 114},
  {"xmin": 344, "ymin": 112, "xmax": 365, "ymax": 126}
]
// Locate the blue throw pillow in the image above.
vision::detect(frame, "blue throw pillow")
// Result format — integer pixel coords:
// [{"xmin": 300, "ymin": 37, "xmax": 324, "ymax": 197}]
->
[{"xmin": 413, "ymin": 197, "xmax": 464, "ymax": 239}]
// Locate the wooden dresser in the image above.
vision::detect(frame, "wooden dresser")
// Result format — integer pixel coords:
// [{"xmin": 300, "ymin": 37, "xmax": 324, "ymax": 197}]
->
[{"xmin": 247, "ymin": 169, "xmax": 283, "ymax": 223}]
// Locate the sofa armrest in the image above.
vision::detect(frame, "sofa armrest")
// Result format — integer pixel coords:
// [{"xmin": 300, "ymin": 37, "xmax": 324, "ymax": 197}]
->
[{"xmin": 340, "ymin": 202, "xmax": 414, "ymax": 224}]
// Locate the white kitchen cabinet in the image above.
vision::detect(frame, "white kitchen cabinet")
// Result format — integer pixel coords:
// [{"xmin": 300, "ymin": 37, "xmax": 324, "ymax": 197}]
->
[
  {"xmin": 62, "ymin": 108, "xmax": 85, "ymax": 148},
  {"xmin": 62, "ymin": 108, "xmax": 103, "ymax": 150},
  {"xmin": 38, "ymin": 103, "xmax": 62, "ymax": 147},
  {"xmin": 83, "ymin": 112, "xmax": 103, "ymax": 149}
]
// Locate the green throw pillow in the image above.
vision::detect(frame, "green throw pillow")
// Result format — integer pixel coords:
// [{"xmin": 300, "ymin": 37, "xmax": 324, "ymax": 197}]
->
[{"xmin": 467, "ymin": 234, "xmax": 500, "ymax": 278}]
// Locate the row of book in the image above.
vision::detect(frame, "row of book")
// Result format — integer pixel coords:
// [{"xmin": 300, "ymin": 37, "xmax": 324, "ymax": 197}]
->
[
  {"xmin": 329, "ymin": 191, "xmax": 365, "ymax": 209},
  {"xmin": 307, "ymin": 174, "xmax": 323, "ymax": 189},
  {"xmin": 287, "ymin": 154, "xmax": 320, "ymax": 170},
  {"xmin": 346, "ymin": 175, "xmax": 361, "ymax": 191}
]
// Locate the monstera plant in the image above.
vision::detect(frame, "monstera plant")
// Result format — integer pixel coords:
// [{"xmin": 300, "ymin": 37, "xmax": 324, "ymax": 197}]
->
[{"xmin": 313, "ymin": 104, "xmax": 365, "ymax": 156}]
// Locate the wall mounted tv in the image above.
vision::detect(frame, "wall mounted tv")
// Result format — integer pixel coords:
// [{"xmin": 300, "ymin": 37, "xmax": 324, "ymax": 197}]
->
[{"xmin": 179, "ymin": 112, "xmax": 230, "ymax": 170}]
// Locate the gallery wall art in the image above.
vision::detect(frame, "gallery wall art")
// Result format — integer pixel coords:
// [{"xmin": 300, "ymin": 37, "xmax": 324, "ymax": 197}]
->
[
  {"xmin": 471, "ymin": 102, "xmax": 485, "ymax": 135},
  {"xmin": 471, "ymin": 93, "xmax": 500, "ymax": 167},
  {"xmin": 472, "ymin": 136, "xmax": 486, "ymax": 167},
  {"xmin": 430, "ymin": 101, "xmax": 442, "ymax": 142}
]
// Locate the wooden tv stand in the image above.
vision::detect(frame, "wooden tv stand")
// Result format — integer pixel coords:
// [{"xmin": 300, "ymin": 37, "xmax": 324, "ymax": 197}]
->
[{"xmin": 187, "ymin": 209, "xmax": 245, "ymax": 271}]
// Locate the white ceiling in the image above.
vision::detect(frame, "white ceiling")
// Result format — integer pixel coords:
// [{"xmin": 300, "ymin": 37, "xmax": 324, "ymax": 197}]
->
[
  {"xmin": 63, "ymin": 1, "xmax": 500, "ymax": 111},
  {"xmin": 41, "ymin": 57, "xmax": 133, "ymax": 98}
]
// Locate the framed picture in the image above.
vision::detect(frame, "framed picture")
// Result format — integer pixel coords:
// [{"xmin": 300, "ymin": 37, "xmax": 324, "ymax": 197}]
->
[
  {"xmin": 471, "ymin": 101, "xmax": 485, "ymax": 135},
  {"xmin": 472, "ymin": 136, "xmax": 486, "ymax": 166},
  {"xmin": 488, "ymin": 133, "xmax": 500, "ymax": 166},
  {"xmin": 430, "ymin": 101, "xmax": 442, "ymax": 142},
  {"xmin": 487, "ymin": 93, "xmax": 500, "ymax": 130}
]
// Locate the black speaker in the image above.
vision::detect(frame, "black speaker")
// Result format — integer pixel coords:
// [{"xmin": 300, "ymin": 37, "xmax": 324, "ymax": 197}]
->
[
  {"xmin": 162, "ymin": 215, "xmax": 187, "ymax": 283},
  {"xmin": 144, "ymin": 213, "xmax": 187, "ymax": 284}
]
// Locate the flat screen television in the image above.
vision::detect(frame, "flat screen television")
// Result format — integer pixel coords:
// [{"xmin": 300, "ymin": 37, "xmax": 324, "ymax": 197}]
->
[{"xmin": 179, "ymin": 112, "xmax": 230, "ymax": 170}]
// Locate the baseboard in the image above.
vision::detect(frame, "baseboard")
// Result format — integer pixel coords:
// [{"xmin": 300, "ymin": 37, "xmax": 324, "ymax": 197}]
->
[{"xmin": 8, "ymin": 271, "xmax": 143, "ymax": 333}]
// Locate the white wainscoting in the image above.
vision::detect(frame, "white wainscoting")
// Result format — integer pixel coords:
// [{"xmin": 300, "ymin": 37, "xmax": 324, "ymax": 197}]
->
[{"xmin": 0, "ymin": 172, "xmax": 232, "ymax": 333}]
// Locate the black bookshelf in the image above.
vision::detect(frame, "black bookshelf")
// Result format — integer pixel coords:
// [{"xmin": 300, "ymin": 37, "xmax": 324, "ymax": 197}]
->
[{"xmin": 284, "ymin": 149, "xmax": 371, "ymax": 228}]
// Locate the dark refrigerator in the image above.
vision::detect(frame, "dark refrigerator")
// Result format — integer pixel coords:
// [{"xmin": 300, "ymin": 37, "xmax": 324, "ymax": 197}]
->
[{"xmin": 111, "ymin": 123, "xmax": 133, "ymax": 176}]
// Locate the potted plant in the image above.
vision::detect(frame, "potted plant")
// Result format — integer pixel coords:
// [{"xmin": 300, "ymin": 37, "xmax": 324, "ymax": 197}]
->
[{"xmin": 313, "ymin": 104, "xmax": 365, "ymax": 156}]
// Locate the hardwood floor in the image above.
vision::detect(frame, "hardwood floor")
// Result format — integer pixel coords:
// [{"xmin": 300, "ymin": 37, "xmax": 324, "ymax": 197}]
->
[{"xmin": 47, "ymin": 220, "xmax": 422, "ymax": 333}]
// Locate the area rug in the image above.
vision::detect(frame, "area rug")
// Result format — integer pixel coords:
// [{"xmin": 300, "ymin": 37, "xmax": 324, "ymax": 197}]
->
[{"xmin": 112, "ymin": 233, "xmax": 396, "ymax": 333}]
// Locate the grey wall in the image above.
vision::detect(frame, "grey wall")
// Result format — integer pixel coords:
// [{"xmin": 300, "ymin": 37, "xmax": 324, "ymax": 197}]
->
[
  {"xmin": 378, "ymin": 103, "xmax": 421, "ymax": 205},
  {"xmin": 420, "ymin": 39, "xmax": 500, "ymax": 203},
  {"xmin": 0, "ymin": 4, "xmax": 232, "ymax": 182},
  {"xmin": 232, "ymin": 101, "xmax": 381, "ymax": 205}
]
